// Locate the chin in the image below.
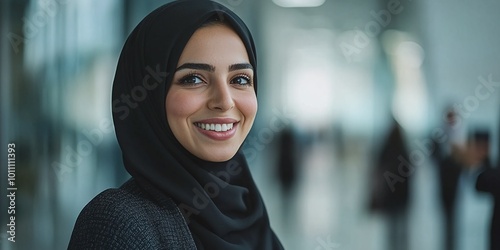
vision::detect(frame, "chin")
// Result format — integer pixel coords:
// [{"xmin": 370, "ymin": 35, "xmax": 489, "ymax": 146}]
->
[
  {"xmin": 206, "ymin": 155, "xmax": 234, "ymax": 163},
  {"xmin": 200, "ymin": 150, "xmax": 237, "ymax": 162}
]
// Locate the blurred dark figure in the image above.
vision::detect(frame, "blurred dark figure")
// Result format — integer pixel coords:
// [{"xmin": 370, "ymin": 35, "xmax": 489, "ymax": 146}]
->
[
  {"xmin": 276, "ymin": 127, "xmax": 298, "ymax": 195},
  {"xmin": 437, "ymin": 156, "xmax": 463, "ymax": 250},
  {"xmin": 477, "ymin": 167, "xmax": 500, "ymax": 250},
  {"xmin": 432, "ymin": 108, "xmax": 467, "ymax": 250},
  {"xmin": 332, "ymin": 123, "xmax": 346, "ymax": 160},
  {"xmin": 276, "ymin": 127, "xmax": 299, "ymax": 220},
  {"xmin": 369, "ymin": 120, "xmax": 410, "ymax": 250},
  {"xmin": 474, "ymin": 130, "xmax": 500, "ymax": 250}
]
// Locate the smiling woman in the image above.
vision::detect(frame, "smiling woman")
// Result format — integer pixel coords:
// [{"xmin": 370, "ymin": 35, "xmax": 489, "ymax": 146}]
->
[
  {"xmin": 67, "ymin": 1, "xmax": 283, "ymax": 249},
  {"xmin": 167, "ymin": 23, "xmax": 258, "ymax": 162}
]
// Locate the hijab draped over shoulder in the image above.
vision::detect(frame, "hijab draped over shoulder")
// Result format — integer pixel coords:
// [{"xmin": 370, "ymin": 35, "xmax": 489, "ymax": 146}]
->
[{"xmin": 111, "ymin": 0, "xmax": 283, "ymax": 249}]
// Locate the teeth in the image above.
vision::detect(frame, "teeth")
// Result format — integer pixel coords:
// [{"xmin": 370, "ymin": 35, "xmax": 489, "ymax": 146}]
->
[{"xmin": 195, "ymin": 123, "xmax": 234, "ymax": 132}]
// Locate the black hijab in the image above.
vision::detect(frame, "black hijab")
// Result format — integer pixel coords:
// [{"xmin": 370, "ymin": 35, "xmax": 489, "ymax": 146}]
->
[{"xmin": 111, "ymin": 0, "xmax": 283, "ymax": 249}]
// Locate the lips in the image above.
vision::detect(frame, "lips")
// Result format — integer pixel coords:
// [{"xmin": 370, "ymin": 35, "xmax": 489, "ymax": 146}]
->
[
  {"xmin": 193, "ymin": 118, "xmax": 238, "ymax": 140},
  {"xmin": 194, "ymin": 122, "xmax": 234, "ymax": 132}
]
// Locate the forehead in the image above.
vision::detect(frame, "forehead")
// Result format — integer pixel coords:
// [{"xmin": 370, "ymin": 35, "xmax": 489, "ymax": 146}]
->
[{"xmin": 177, "ymin": 24, "xmax": 250, "ymax": 65}]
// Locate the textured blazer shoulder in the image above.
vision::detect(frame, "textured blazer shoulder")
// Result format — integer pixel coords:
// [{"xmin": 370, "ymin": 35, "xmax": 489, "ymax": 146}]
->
[{"xmin": 68, "ymin": 179, "xmax": 197, "ymax": 249}]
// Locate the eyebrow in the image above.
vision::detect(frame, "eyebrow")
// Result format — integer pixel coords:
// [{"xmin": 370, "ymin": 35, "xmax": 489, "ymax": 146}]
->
[
  {"xmin": 175, "ymin": 63, "xmax": 215, "ymax": 72},
  {"xmin": 229, "ymin": 63, "xmax": 253, "ymax": 71},
  {"xmin": 175, "ymin": 63, "xmax": 253, "ymax": 72}
]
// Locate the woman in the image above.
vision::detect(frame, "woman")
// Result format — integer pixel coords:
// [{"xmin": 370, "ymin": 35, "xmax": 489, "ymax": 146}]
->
[{"xmin": 68, "ymin": 0, "xmax": 284, "ymax": 249}]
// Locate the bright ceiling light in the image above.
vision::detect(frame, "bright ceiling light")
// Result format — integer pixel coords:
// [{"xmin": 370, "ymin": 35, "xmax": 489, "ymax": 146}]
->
[{"xmin": 273, "ymin": 0, "xmax": 325, "ymax": 8}]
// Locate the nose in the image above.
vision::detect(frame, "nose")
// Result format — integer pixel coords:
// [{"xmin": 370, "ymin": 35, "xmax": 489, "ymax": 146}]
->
[{"xmin": 207, "ymin": 79, "xmax": 235, "ymax": 111}]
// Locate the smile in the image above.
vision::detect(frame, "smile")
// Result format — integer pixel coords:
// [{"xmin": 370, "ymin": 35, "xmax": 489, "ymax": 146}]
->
[{"xmin": 194, "ymin": 122, "xmax": 234, "ymax": 132}]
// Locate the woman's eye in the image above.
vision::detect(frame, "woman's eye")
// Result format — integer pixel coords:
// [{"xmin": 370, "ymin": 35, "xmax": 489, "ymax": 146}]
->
[
  {"xmin": 179, "ymin": 75, "xmax": 204, "ymax": 85},
  {"xmin": 231, "ymin": 75, "xmax": 252, "ymax": 86}
]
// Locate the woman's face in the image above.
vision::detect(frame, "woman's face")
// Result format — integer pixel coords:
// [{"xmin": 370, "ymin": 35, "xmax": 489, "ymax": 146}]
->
[{"xmin": 166, "ymin": 24, "xmax": 257, "ymax": 162}]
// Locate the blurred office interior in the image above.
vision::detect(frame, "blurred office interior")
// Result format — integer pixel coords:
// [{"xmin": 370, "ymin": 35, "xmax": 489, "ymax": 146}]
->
[{"xmin": 1, "ymin": 0, "xmax": 499, "ymax": 249}]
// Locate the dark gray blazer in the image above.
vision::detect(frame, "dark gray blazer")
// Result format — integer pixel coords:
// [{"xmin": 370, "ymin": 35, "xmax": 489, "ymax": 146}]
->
[{"xmin": 68, "ymin": 179, "xmax": 197, "ymax": 249}]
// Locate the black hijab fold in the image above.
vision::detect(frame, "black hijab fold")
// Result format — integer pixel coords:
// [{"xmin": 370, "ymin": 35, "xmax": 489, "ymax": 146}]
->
[{"xmin": 111, "ymin": 1, "xmax": 283, "ymax": 249}]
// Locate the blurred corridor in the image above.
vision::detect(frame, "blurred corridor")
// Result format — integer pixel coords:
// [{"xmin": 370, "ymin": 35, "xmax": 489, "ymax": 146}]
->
[{"xmin": 1, "ymin": 0, "xmax": 500, "ymax": 249}]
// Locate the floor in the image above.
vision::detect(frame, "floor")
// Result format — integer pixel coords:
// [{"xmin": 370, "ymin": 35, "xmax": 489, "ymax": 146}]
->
[{"xmin": 251, "ymin": 136, "xmax": 494, "ymax": 250}]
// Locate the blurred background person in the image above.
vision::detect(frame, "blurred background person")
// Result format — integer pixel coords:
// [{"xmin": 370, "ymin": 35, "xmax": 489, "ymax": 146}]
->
[
  {"xmin": 477, "ymin": 166, "xmax": 500, "ymax": 250},
  {"xmin": 454, "ymin": 129, "xmax": 493, "ymax": 250},
  {"xmin": 369, "ymin": 119, "xmax": 411, "ymax": 250},
  {"xmin": 475, "ymin": 127, "xmax": 500, "ymax": 250},
  {"xmin": 2, "ymin": 0, "xmax": 500, "ymax": 249},
  {"xmin": 432, "ymin": 107, "xmax": 468, "ymax": 250},
  {"xmin": 275, "ymin": 126, "xmax": 300, "ymax": 222}
]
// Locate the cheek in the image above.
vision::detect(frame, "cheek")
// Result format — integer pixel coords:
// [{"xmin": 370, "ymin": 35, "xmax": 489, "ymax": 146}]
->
[
  {"xmin": 236, "ymin": 92, "xmax": 258, "ymax": 120},
  {"xmin": 166, "ymin": 91, "xmax": 204, "ymax": 123}
]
